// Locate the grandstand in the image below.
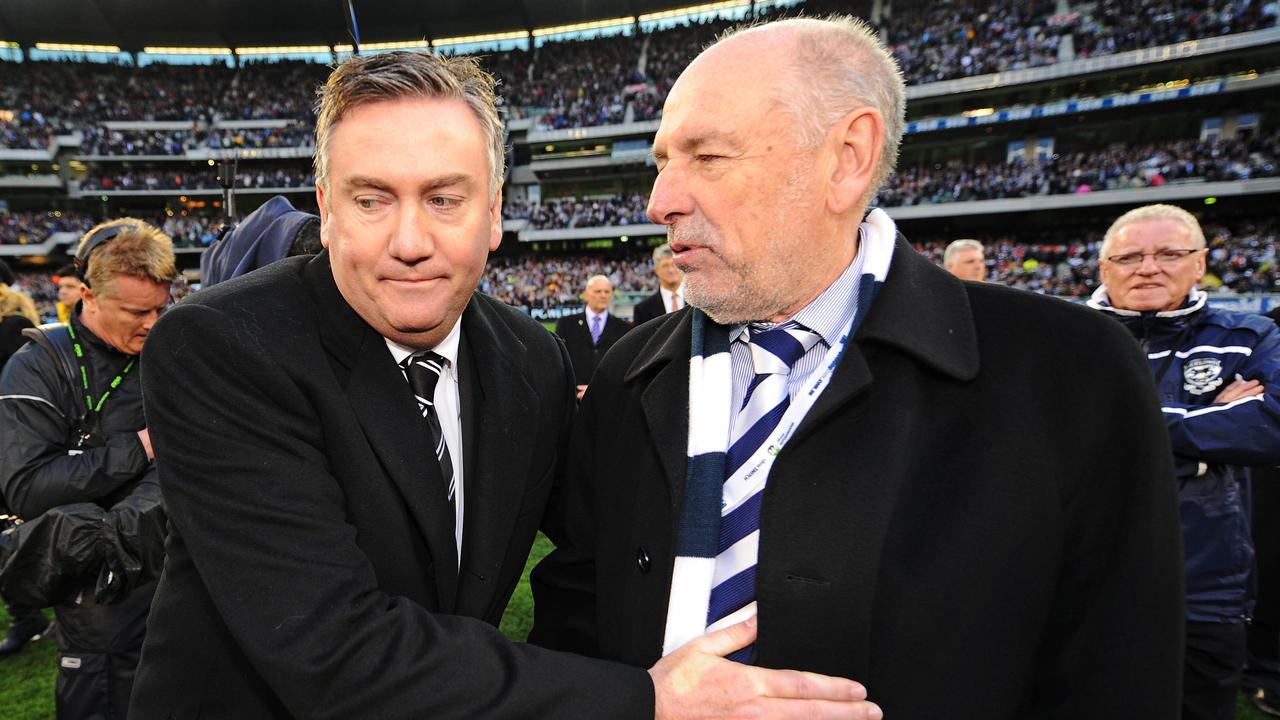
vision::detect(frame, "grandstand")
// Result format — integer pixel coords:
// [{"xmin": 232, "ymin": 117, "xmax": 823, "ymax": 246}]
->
[{"xmin": 0, "ymin": 0, "xmax": 1276, "ymax": 323}]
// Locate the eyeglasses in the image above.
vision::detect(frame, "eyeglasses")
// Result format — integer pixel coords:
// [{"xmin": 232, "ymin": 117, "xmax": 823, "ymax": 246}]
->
[{"xmin": 1105, "ymin": 248, "xmax": 1204, "ymax": 267}]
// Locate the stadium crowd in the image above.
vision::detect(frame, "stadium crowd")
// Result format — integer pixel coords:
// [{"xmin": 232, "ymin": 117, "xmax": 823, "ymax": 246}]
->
[
  {"xmin": 525, "ymin": 194, "xmax": 652, "ymax": 229},
  {"xmin": 0, "ymin": 0, "xmax": 1273, "ymax": 143},
  {"xmin": 79, "ymin": 123, "xmax": 315, "ymax": 156},
  {"xmin": 78, "ymin": 165, "xmax": 313, "ymax": 192},
  {"xmin": 0, "ymin": 210, "xmax": 97, "ymax": 245},
  {"xmin": 1, "ymin": 209, "xmax": 220, "ymax": 248},
  {"xmin": 880, "ymin": 130, "xmax": 1280, "ymax": 206}
]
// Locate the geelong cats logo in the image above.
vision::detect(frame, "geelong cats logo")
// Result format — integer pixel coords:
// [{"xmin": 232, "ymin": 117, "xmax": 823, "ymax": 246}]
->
[{"xmin": 1183, "ymin": 357, "xmax": 1224, "ymax": 396}]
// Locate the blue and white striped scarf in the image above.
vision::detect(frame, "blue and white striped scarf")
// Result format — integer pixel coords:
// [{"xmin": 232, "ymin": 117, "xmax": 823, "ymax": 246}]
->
[{"xmin": 661, "ymin": 208, "xmax": 898, "ymax": 656}]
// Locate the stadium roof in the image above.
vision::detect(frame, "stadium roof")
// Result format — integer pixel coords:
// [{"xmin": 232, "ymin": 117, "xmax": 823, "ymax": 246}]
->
[{"xmin": 0, "ymin": 0, "xmax": 715, "ymax": 51}]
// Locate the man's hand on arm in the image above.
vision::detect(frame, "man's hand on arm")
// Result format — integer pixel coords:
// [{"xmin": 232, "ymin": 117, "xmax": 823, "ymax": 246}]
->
[
  {"xmin": 1213, "ymin": 378, "xmax": 1265, "ymax": 405},
  {"xmin": 650, "ymin": 616, "xmax": 882, "ymax": 720}
]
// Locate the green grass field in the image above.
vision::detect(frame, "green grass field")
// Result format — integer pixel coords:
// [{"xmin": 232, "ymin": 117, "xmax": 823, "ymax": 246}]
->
[{"xmin": 0, "ymin": 532, "xmax": 1271, "ymax": 719}]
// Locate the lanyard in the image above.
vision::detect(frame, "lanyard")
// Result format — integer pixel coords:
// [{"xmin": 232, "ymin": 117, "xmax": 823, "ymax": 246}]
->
[
  {"xmin": 65, "ymin": 322, "xmax": 135, "ymax": 416},
  {"xmin": 721, "ymin": 315, "xmax": 855, "ymax": 513}
]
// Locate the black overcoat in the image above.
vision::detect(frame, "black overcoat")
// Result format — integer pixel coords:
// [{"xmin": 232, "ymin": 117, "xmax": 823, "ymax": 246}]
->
[
  {"xmin": 532, "ymin": 238, "xmax": 1186, "ymax": 719},
  {"xmin": 130, "ymin": 252, "xmax": 652, "ymax": 718}
]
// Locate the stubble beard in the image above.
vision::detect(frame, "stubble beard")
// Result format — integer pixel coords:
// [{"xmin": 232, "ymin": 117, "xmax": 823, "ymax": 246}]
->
[{"xmin": 677, "ymin": 223, "xmax": 789, "ymax": 325}]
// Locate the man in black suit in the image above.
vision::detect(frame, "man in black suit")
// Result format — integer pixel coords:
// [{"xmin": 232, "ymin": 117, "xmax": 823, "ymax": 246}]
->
[
  {"xmin": 130, "ymin": 50, "xmax": 877, "ymax": 719},
  {"xmin": 555, "ymin": 274, "xmax": 630, "ymax": 399},
  {"xmin": 631, "ymin": 243, "xmax": 685, "ymax": 326},
  {"xmin": 531, "ymin": 17, "xmax": 1185, "ymax": 719}
]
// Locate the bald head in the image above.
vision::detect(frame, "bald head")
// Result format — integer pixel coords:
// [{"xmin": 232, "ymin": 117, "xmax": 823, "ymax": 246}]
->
[
  {"xmin": 646, "ymin": 16, "xmax": 907, "ymax": 324},
  {"xmin": 700, "ymin": 17, "xmax": 906, "ymax": 204},
  {"xmin": 584, "ymin": 274, "xmax": 613, "ymax": 314}
]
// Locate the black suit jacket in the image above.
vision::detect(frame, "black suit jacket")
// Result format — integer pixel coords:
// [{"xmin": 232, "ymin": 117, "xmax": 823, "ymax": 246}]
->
[
  {"xmin": 630, "ymin": 291, "xmax": 667, "ymax": 327},
  {"xmin": 130, "ymin": 253, "xmax": 651, "ymax": 719},
  {"xmin": 531, "ymin": 239, "xmax": 1185, "ymax": 719},
  {"xmin": 554, "ymin": 311, "xmax": 630, "ymax": 386}
]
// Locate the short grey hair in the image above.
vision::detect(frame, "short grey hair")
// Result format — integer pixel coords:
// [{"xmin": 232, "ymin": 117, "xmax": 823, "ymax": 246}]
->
[
  {"xmin": 1102, "ymin": 204, "xmax": 1205, "ymax": 258},
  {"xmin": 652, "ymin": 243, "xmax": 674, "ymax": 263},
  {"xmin": 944, "ymin": 239, "xmax": 984, "ymax": 266},
  {"xmin": 717, "ymin": 16, "xmax": 906, "ymax": 207},
  {"xmin": 314, "ymin": 50, "xmax": 505, "ymax": 200}
]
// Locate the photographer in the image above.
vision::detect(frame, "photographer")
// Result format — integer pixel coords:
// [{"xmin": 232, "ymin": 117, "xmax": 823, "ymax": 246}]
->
[{"xmin": 0, "ymin": 219, "xmax": 174, "ymax": 718}]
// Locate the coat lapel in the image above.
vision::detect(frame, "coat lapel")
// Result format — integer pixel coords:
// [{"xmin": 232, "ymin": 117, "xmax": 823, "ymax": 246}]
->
[
  {"xmin": 761, "ymin": 237, "xmax": 980, "ymax": 673},
  {"xmin": 792, "ymin": 237, "xmax": 980, "ymax": 446},
  {"xmin": 454, "ymin": 296, "xmax": 540, "ymax": 615},
  {"xmin": 625, "ymin": 312, "xmax": 694, "ymax": 514},
  {"xmin": 305, "ymin": 253, "xmax": 460, "ymax": 611}
]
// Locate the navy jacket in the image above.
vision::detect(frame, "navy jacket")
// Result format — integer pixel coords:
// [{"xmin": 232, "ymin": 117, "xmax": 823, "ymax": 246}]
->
[{"xmin": 1091, "ymin": 288, "xmax": 1280, "ymax": 621}]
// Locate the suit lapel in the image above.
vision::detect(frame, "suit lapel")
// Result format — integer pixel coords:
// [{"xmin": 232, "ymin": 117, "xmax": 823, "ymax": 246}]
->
[
  {"xmin": 454, "ymin": 296, "xmax": 540, "ymax": 614},
  {"xmin": 626, "ymin": 313, "xmax": 694, "ymax": 513},
  {"xmin": 792, "ymin": 237, "xmax": 979, "ymax": 446},
  {"xmin": 305, "ymin": 254, "xmax": 460, "ymax": 611}
]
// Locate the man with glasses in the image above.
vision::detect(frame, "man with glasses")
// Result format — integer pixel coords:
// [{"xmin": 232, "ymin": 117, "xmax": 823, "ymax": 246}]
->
[
  {"xmin": 0, "ymin": 219, "xmax": 174, "ymax": 718},
  {"xmin": 1089, "ymin": 203, "xmax": 1280, "ymax": 720}
]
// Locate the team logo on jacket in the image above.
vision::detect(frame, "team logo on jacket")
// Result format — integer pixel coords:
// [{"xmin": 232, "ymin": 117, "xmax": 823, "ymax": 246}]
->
[{"xmin": 1183, "ymin": 357, "xmax": 1224, "ymax": 396}]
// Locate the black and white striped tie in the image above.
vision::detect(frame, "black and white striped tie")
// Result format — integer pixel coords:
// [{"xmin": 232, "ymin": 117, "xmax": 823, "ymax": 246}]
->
[{"xmin": 402, "ymin": 351, "xmax": 455, "ymax": 502}]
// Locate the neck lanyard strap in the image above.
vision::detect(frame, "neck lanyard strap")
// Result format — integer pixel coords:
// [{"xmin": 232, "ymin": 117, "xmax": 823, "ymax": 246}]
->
[{"xmin": 66, "ymin": 322, "xmax": 135, "ymax": 415}]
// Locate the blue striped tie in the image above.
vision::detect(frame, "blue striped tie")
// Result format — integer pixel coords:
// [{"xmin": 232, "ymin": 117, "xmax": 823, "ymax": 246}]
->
[{"xmin": 709, "ymin": 321, "xmax": 821, "ymax": 663}]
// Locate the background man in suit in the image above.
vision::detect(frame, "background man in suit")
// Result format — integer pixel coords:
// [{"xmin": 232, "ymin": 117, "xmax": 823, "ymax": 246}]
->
[
  {"xmin": 632, "ymin": 244, "xmax": 685, "ymax": 325},
  {"xmin": 943, "ymin": 238, "xmax": 986, "ymax": 281},
  {"xmin": 556, "ymin": 274, "xmax": 629, "ymax": 399},
  {"xmin": 531, "ymin": 16, "xmax": 1185, "ymax": 719},
  {"xmin": 130, "ymin": 50, "xmax": 878, "ymax": 719}
]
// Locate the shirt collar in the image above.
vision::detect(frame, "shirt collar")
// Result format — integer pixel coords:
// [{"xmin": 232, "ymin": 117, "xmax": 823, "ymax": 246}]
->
[
  {"xmin": 730, "ymin": 228, "xmax": 866, "ymax": 346},
  {"xmin": 384, "ymin": 315, "xmax": 462, "ymax": 369},
  {"xmin": 585, "ymin": 307, "xmax": 607, "ymax": 323}
]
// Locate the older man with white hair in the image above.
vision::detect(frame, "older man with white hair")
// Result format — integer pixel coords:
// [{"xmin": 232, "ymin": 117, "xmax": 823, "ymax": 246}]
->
[
  {"xmin": 532, "ymin": 16, "xmax": 1184, "ymax": 720},
  {"xmin": 943, "ymin": 238, "xmax": 986, "ymax": 281},
  {"xmin": 1089, "ymin": 203, "xmax": 1280, "ymax": 720}
]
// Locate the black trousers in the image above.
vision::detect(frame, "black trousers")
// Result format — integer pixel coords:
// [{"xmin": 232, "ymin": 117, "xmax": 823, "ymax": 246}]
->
[
  {"xmin": 1247, "ymin": 466, "xmax": 1280, "ymax": 695},
  {"xmin": 54, "ymin": 580, "xmax": 154, "ymax": 720},
  {"xmin": 1183, "ymin": 620, "xmax": 1247, "ymax": 720},
  {"xmin": 4, "ymin": 595, "xmax": 46, "ymax": 632}
]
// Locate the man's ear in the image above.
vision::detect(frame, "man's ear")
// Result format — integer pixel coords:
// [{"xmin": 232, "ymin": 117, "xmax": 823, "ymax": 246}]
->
[
  {"xmin": 80, "ymin": 284, "xmax": 97, "ymax": 312},
  {"xmin": 826, "ymin": 107, "xmax": 884, "ymax": 216},
  {"xmin": 489, "ymin": 186, "xmax": 504, "ymax": 252},
  {"xmin": 316, "ymin": 185, "xmax": 331, "ymax": 248}
]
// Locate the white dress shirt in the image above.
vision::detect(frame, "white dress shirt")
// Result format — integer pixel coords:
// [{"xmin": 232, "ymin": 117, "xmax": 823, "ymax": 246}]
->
[{"xmin": 659, "ymin": 285, "xmax": 685, "ymax": 313}]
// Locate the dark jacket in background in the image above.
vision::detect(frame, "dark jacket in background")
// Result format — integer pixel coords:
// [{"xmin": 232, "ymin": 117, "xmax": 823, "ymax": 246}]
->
[
  {"xmin": 200, "ymin": 195, "xmax": 319, "ymax": 287},
  {"xmin": 1091, "ymin": 289, "xmax": 1280, "ymax": 622},
  {"xmin": 1246, "ymin": 306, "xmax": 1280, "ymax": 693},
  {"xmin": 630, "ymin": 291, "xmax": 668, "ymax": 326},
  {"xmin": 0, "ymin": 314, "xmax": 34, "ymax": 370},
  {"xmin": 554, "ymin": 311, "xmax": 630, "ymax": 386}
]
